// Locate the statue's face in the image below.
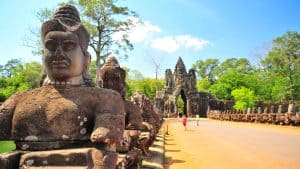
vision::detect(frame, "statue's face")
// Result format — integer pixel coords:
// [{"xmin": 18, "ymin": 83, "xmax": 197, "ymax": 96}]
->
[{"xmin": 43, "ymin": 31, "xmax": 85, "ymax": 80}]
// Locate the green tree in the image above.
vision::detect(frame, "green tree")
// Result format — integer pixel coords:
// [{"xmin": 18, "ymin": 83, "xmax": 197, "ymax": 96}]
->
[
  {"xmin": 176, "ymin": 96, "xmax": 184, "ymax": 115},
  {"xmin": 192, "ymin": 58, "xmax": 219, "ymax": 83},
  {"xmin": 0, "ymin": 59, "xmax": 21, "ymax": 78},
  {"xmin": 125, "ymin": 69, "xmax": 164, "ymax": 100},
  {"xmin": 231, "ymin": 87, "xmax": 255, "ymax": 110},
  {"xmin": 77, "ymin": 0, "xmax": 138, "ymax": 68},
  {"xmin": 196, "ymin": 78, "xmax": 211, "ymax": 92},
  {"xmin": 216, "ymin": 58, "xmax": 253, "ymax": 77},
  {"xmin": 208, "ymin": 70, "xmax": 248, "ymax": 100},
  {"xmin": 0, "ymin": 61, "xmax": 42, "ymax": 102},
  {"xmin": 262, "ymin": 31, "xmax": 300, "ymax": 102}
]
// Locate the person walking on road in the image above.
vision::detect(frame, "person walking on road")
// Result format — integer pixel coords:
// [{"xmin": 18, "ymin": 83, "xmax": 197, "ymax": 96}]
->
[
  {"xmin": 182, "ymin": 115, "xmax": 187, "ymax": 131},
  {"xmin": 196, "ymin": 114, "xmax": 200, "ymax": 126}
]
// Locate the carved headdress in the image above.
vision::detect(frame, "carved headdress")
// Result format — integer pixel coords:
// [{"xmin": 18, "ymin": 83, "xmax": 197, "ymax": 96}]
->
[{"xmin": 41, "ymin": 4, "xmax": 90, "ymax": 53}]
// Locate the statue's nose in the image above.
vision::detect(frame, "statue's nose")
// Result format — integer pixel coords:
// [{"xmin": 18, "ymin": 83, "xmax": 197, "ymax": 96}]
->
[{"xmin": 55, "ymin": 46, "xmax": 63, "ymax": 56}]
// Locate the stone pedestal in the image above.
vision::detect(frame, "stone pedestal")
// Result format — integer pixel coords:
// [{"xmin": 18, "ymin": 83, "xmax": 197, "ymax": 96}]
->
[{"xmin": 19, "ymin": 148, "xmax": 117, "ymax": 169}]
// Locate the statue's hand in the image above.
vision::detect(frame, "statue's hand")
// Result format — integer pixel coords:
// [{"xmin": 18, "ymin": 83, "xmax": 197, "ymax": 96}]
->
[{"xmin": 90, "ymin": 127, "xmax": 114, "ymax": 144}]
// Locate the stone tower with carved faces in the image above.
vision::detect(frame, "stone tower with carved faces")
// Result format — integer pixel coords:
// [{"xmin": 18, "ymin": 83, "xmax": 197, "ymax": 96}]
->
[{"xmin": 155, "ymin": 57, "xmax": 219, "ymax": 117}]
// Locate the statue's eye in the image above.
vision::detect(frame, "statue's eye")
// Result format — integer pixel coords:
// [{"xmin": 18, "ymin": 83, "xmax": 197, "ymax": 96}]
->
[
  {"xmin": 45, "ymin": 40, "xmax": 58, "ymax": 51},
  {"xmin": 62, "ymin": 40, "xmax": 77, "ymax": 51}
]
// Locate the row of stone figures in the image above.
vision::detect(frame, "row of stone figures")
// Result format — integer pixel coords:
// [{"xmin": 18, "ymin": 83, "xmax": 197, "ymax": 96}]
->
[
  {"xmin": 207, "ymin": 104, "xmax": 300, "ymax": 125},
  {"xmin": 0, "ymin": 5, "xmax": 162, "ymax": 169},
  {"xmin": 99, "ymin": 57, "xmax": 163, "ymax": 168}
]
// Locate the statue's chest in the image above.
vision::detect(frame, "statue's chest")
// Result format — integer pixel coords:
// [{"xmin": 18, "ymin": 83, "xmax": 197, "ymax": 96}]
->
[{"xmin": 12, "ymin": 94, "xmax": 93, "ymax": 139}]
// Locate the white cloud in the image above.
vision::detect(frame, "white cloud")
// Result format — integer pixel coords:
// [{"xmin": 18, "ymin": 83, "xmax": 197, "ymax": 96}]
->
[
  {"xmin": 112, "ymin": 17, "xmax": 162, "ymax": 44},
  {"xmin": 150, "ymin": 35, "xmax": 211, "ymax": 53},
  {"xmin": 151, "ymin": 37, "xmax": 180, "ymax": 53},
  {"xmin": 111, "ymin": 18, "xmax": 211, "ymax": 53},
  {"xmin": 128, "ymin": 19, "xmax": 162, "ymax": 43}
]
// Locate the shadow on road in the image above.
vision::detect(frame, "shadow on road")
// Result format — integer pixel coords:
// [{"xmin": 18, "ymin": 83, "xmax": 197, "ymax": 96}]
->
[
  {"xmin": 165, "ymin": 149, "xmax": 181, "ymax": 152},
  {"xmin": 165, "ymin": 157, "xmax": 185, "ymax": 169}
]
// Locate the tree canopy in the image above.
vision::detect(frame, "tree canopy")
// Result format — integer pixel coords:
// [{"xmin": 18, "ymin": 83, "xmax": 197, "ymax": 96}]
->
[{"xmin": 192, "ymin": 31, "xmax": 300, "ymax": 109}]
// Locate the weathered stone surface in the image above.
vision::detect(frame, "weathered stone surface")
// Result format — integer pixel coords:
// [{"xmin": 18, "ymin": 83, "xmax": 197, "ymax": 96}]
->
[
  {"xmin": 19, "ymin": 148, "xmax": 117, "ymax": 169},
  {"xmin": 0, "ymin": 86, "xmax": 125, "ymax": 149},
  {"xmin": 99, "ymin": 57, "xmax": 144, "ymax": 131},
  {"xmin": 0, "ymin": 151, "xmax": 23, "ymax": 169},
  {"xmin": 98, "ymin": 56, "xmax": 158, "ymax": 165},
  {"xmin": 132, "ymin": 92, "xmax": 162, "ymax": 132},
  {"xmin": 208, "ymin": 103, "xmax": 300, "ymax": 126},
  {"xmin": 116, "ymin": 131, "xmax": 132, "ymax": 153},
  {"xmin": 98, "ymin": 57, "xmax": 126, "ymax": 99},
  {"xmin": 116, "ymin": 149, "xmax": 141, "ymax": 169},
  {"xmin": 125, "ymin": 101, "xmax": 144, "ymax": 130},
  {"xmin": 155, "ymin": 57, "xmax": 220, "ymax": 117},
  {"xmin": 0, "ymin": 4, "xmax": 125, "ymax": 169}
]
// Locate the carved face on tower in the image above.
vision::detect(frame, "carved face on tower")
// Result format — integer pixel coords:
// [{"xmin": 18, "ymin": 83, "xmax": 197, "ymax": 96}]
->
[{"xmin": 41, "ymin": 5, "xmax": 90, "ymax": 84}]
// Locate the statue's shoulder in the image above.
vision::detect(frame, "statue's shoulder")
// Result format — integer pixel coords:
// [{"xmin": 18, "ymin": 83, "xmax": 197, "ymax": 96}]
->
[
  {"xmin": 80, "ymin": 87, "xmax": 121, "ymax": 97},
  {"xmin": 76, "ymin": 86, "xmax": 123, "ymax": 100},
  {"xmin": 0, "ymin": 87, "xmax": 39, "ymax": 108}
]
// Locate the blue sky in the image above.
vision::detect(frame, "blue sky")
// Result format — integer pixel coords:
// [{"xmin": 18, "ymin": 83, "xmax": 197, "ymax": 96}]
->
[{"xmin": 0, "ymin": 0, "xmax": 299, "ymax": 78}]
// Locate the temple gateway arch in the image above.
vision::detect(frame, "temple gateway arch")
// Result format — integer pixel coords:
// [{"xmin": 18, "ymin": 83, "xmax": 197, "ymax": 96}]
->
[{"xmin": 155, "ymin": 57, "xmax": 219, "ymax": 117}]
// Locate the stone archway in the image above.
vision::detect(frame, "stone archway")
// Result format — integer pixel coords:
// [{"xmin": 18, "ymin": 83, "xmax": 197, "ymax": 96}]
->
[
  {"xmin": 155, "ymin": 57, "xmax": 220, "ymax": 117},
  {"xmin": 174, "ymin": 88, "xmax": 188, "ymax": 117}
]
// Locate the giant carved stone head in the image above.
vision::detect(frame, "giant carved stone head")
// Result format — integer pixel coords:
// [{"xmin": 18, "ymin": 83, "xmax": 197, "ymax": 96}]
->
[{"xmin": 41, "ymin": 5, "xmax": 91, "ymax": 86}]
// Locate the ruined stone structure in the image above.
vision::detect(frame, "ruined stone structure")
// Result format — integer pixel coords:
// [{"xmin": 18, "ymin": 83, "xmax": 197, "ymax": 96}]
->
[
  {"xmin": 155, "ymin": 57, "xmax": 219, "ymax": 117},
  {"xmin": 0, "ymin": 5, "xmax": 125, "ymax": 169}
]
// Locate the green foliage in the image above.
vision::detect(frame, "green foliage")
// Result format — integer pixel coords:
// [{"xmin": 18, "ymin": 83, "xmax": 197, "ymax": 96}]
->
[
  {"xmin": 262, "ymin": 31, "xmax": 300, "ymax": 101},
  {"xmin": 76, "ymin": 0, "xmax": 138, "ymax": 67},
  {"xmin": 0, "ymin": 60, "xmax": 42, "ymax": 101},
  {"xmin": 192, "ymin": 33, "xmax": 300, "ymax": 104},
  {"xmin": 192, "ymin": 58, "xmax": 219, "ymax": 83},
  {"xmin": 196, "ymin": 78, "xmax": 211, "ymax": 91},
  {"xmin": 0, "ymin": 59, "xmax": 21, "ymax": 77},
  {"xmin": 0, "ymin": 141, "xmax": 16, "ymax": 154},
  {"xmin": 208, "ymin": 70, "xmax": 250, "ymax": 100},
  {"xmin": 126, "ymin": 78, "xmax": 164, "ymax": 100},
  {"xmin": 176, "ymin": 96, "xmax": 185, "ymax": 114},
  {"xmin": 125, "ymin": 69, "xmax": 164, "ymax": 100},
  {"xmin": 88, "ymin": 60, "xmax": 97, "ymax": 86},
  {"xmin": 231, "ymin": 87, "xmax": 255, "ymax": 110},
  {"xmin": 217, "ymin": 58, "xmax": 253, "ymax": 76}
]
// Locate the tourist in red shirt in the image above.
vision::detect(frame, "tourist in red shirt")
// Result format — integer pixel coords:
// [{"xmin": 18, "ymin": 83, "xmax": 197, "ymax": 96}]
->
[{"xmin": 182, "ymin": 115, "xmax": 187, "ymax": 131}]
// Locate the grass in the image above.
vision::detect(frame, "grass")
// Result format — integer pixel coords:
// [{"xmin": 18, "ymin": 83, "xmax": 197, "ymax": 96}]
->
[{"xmin": 0, "ymin": 141, "xmax": 16, "ymax": 154}]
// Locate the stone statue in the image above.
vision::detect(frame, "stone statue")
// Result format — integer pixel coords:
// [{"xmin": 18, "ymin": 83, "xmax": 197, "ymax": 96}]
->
[
  {"xmin": 98, "ymin": 56, "xmax": 143, "ymax": 130},
  {"xmin": 0, "ymin": 5, "xmax": 124, "ymax": 168},
  {"xmin": 98, "ymin": 57, "xmax": 145, "ymax": 167},
  {"xmin": 98, "ymin": 57, "xmax": 126, "ymax": 99}
]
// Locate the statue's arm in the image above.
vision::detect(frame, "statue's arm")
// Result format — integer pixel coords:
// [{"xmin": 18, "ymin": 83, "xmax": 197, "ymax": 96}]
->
[
  {"xmin": 91, "ymin": 92, "xmax": 125, "ymax": 144},
  {"xmin": 0, "ymin": 94, "xmax": 18, "ymax": 139}
]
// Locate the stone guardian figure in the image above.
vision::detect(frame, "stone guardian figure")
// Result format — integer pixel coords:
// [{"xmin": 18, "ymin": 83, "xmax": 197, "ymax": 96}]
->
[{"xmin": 0, "ymin": 5, "xmax": 124, "ymax": 169}]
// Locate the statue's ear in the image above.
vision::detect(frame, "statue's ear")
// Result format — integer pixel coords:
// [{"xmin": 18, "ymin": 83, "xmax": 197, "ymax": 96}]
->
[{"xmin": 83, "ymin": 51, "xmax": 91, "ymax": 71}]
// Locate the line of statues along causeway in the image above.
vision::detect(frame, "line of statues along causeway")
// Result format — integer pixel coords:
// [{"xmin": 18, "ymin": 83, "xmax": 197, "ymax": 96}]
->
[
  {"xmin": 208, "ymin": 103, "xmax": 300, "ymax": 125},
  {"xmin": 0, "ymin": 5, "xmax": 162, "ymax": 169}
]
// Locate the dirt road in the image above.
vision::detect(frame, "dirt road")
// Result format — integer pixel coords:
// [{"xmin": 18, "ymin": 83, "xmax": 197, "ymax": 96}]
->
[{"xmin": 164, "ymin": 118, "xmax": 300, "ymax": 169}]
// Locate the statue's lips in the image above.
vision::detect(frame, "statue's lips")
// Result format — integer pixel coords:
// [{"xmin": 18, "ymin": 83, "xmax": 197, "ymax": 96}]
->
[{"xmin": 51, "ymin": 60, "xmax": 70, "ymax": 68}]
